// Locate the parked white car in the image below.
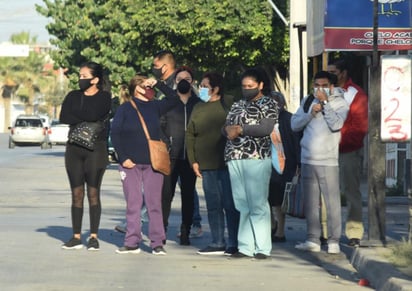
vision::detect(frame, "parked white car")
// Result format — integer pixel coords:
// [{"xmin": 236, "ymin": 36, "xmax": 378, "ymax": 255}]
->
[
  {"xmin": 48, "ymin": 119, "xmax": 70, "ymax": 145},
  {"xmin": 8, "ymin": 115, "xmax": 52, "ymax": 149}
]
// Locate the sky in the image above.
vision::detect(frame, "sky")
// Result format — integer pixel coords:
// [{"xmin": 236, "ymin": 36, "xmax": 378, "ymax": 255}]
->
[{"xmin": 0, "ymin": 0, "xmax": 50, "ymax": 44}]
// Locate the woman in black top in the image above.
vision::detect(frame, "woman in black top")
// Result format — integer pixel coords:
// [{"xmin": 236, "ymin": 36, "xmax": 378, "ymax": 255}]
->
[{"xmin": 60, "ymin": 61, "xmax": 112, "ymax": 251}]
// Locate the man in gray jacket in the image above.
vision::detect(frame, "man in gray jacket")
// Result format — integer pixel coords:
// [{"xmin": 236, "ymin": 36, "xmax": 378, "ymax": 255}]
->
[{"xmin": 291, "ymin": 71, "xmax": 349, "ymax": 254}]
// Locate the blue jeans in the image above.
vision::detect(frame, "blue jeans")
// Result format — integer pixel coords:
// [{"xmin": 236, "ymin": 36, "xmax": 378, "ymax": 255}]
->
[
  {"xmin": 192, "ymin": 189, "xmax": 202, "ymax": 228},
  {"xmin": 202, "ymin": 168, "xmax": 239, "ymax": 248},
  {"xmin": 228, "ymin": 159, "xmax": 272, "ymax": 256}
]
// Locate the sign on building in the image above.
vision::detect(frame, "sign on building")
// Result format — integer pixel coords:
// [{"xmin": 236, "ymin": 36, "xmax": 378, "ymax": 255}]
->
[
  {"xmin": 324, "ymin": 0, "xmax": 412, "ymax": 51},
  {"xmin": 0, "ymin": 44, "xmax": 29, "ymax": 57},
  {"xmin": 381, "ymin": 55, "xmax": 411, "ymax": 142}
]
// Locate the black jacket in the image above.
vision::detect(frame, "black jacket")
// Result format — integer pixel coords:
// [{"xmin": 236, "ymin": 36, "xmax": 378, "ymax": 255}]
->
[{"xmin": 161, "ymin": 91, "xmax": 201, "ymax": 160}]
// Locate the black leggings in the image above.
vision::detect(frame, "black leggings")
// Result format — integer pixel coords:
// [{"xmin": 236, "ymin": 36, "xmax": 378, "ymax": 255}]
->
[{"xmin": 65, "ymin": 141, "xmax": 107, "ymax": 234}]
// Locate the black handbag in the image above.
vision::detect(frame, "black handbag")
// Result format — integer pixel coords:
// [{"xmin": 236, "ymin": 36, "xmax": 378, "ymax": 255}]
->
[{"xmin": 68, "ymin": 121, "xmax": 105, "ymax": 150}]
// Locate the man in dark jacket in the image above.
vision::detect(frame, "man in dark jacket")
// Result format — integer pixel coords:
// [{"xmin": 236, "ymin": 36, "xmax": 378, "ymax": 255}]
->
[{"xmin": 160, "ymin": 66, "xmax": 201, "ymax": 245}]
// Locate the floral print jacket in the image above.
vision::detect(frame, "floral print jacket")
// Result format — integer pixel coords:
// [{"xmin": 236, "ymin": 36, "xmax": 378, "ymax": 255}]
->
[{"xmin": 224, "ymin": 95, "xmax": 278, "ymax": 161}]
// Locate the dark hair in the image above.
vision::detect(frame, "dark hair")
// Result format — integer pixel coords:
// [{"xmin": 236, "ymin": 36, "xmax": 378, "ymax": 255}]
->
[
  {"xmin": 241, "ymin": 67, "xmax": 266, "ymax": 86},
  {"xmin": 330, "ymin": 59, "xmax": 350, "ymax": 74},
  {"xmin": 314, "ymin": 70, "xmax": 337, "ymax": 86},
  {"xmin": 80, "ymin": 61, "xmax": 104, "ymax": 89},
  {"xmin": 254, "ymin": 67, "xmax": 271, "ymax": 96},
  {"xmin": 154, "ymin": 49, "xmax": 175, "ymax": 59},
  {"xmin": 153, "ymin": 49, "xmax": 175, "ymax": 66},
  {"xmin": 175, "ymin": 66, "xmax": 194, "ymax": 80},
  {"xmin": 202, "ymin": 72, "xmax": 224, "ymax": 96}
]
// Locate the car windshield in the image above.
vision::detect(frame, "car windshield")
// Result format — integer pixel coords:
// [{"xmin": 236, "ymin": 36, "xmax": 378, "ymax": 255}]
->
[{"xmin": 16, "ymin": 119, "xmax": 43, "ymax": 127}]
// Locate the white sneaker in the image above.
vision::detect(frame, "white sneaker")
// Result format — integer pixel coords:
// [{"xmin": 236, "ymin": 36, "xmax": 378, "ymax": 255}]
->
[
  {"xmin": 295, "ymin": 241, "xmax": 321, "ymax": 252},
  {"xmin": 327, "ymin": 243, "xmax": 340, "ymax": 254}
]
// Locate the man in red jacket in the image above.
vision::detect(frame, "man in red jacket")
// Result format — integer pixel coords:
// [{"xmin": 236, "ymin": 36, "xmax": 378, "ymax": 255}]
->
[{"xmin": 328, "ymin": 59, "xmax": 368, "ymax": 247}]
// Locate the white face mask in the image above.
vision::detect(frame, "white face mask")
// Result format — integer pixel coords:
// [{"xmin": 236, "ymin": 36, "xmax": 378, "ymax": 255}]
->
[
  {"xmin": 314, "ymin": 87, "xmax": 330, "ymax": 96},
  {"xmin": 199, "ymin": 87, "xmax": 211, "ymax": 102}
]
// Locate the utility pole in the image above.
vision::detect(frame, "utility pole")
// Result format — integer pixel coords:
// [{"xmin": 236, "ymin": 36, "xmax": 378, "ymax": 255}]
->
[{"xmin": 367, "ymin": 0, "xmax": 386, "ymax": 246}]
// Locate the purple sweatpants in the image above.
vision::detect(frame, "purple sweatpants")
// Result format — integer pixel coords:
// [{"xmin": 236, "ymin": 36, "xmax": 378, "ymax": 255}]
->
[{"xmin": 118, "ymin": 164, "xmax": 165, "ymax": 248}]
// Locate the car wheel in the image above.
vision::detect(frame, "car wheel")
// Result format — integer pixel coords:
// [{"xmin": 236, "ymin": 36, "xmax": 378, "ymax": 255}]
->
[{"xmin": 8, "ymin": 138, "xmax": 15, "ymax": 149}]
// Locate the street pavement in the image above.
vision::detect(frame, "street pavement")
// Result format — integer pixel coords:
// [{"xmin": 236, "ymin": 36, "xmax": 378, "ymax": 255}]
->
[{"xmin": 0, "ymin": 133, "xmax": 411, "ymax": 291}]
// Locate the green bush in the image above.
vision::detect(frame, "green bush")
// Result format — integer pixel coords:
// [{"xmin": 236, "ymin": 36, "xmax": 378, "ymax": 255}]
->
[{"xmin": 386, "ymin": 181, "xmax": 404, "ymax": 196}]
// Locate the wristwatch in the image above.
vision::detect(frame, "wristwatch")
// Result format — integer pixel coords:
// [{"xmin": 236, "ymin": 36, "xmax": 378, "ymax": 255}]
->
[{"xmin": 322, "ymin": 100, "xmax": 328, "ymax": 106}]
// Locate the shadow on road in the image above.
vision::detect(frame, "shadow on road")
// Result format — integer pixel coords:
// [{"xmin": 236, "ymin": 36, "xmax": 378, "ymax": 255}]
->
[{"xmin": 36, "ymin": 225, "xmax": 124, "ymax": 247}]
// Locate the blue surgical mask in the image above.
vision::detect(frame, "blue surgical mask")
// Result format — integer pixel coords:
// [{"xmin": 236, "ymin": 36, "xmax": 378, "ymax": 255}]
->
[{"xmin": 199, "ymin": 87, "xmax": 211, "ymax": 102}]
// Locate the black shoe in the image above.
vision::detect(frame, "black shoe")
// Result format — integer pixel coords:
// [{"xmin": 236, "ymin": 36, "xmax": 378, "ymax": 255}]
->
[
  {"xmin": 87, "ymin": 237, "xmax": 99, "ymax": 251},
  {"xmin": 152, "ymin": 246, "xmax": 167, "ymax": 255},
  {"xmin": 197, "ymin": 246, "xmax": 225, "ymax": 255},
  {"xmin": 230, "ymin": 251, "xmax": 250, "ymax": 258},
  {"xmin": 180, "ymin": 235, "xmax": 190, "ymax": 246},
  {"xmin": 62, "ymin": 237, "xmax": 83, "ymax": 250},
  {"xmin": 272, "ymin": 236, "xmax": 286, "ymax": 243},
  {"xmin": 254, "ymin": 253, "xmax": 269, "ymax": 260},
  {"xmin": 116, "ymin": 245, "xmax": 141, "ymax": 254},
  {"xmin": 348, "ymin": 238, "xmax": 360, "ymax": 247},
  {"xmin": 179, "ymin": 224, "xmax": 191, "ymax": 246},
  {"xmin": 224, "ymin": 247, "xmax": 238, "ymax": 256},
  {"xmin": 320, "ymin": 236, "xmax": 328, "ymax": 246}
]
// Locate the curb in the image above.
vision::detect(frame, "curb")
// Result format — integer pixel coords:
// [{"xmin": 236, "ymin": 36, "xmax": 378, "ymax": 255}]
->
[{"xmin": 350, "ymin": 247, "xmax": 412, "ymax": 291}]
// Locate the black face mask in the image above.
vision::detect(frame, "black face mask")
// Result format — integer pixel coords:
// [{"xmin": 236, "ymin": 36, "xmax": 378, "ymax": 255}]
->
[
  {"xmin": 177, "ymin": 79, "xmax": 191, "ymax": 94},
  {"xmin": 152, "ymin": 65, "xmax": 164, "ymax": 79},
  {"xmin": 79, "ymin": 78, "xmax": 93, "ymax": 91},
  {"xmin": 242, "ymin": 88, "xmax": 260, "ymax": 101}
]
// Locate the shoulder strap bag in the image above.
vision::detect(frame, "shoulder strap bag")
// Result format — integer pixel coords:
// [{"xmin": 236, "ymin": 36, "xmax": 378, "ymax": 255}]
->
[{"xmin": 130, "ymin": 100, "xmax": 171, "ymax": 176}]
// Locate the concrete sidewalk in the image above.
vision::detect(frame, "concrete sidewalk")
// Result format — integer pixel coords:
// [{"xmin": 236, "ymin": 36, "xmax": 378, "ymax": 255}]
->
[{"xmin": 340, "ymin": 179, "xmax": 412, "ymax": 291}]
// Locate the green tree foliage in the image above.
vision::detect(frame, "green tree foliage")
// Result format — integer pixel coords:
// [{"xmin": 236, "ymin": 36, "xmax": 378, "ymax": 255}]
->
[
  {"xmin": 0, "ymin": 31, "xmax": 69, "ymax": 116},
  {"xmin": 36, "ymin": 0, "xmax": 289, "ymax": 91},
  {"xmin": 0, "ymin": 32, "xmax": 45, "ymax": 107}
]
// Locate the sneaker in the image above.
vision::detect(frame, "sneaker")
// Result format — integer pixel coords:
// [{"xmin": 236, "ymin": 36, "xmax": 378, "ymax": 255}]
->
[
  {"xmin": 224, "ymin": 247, "xmax": 238, "ymax": 256},
  {"xmin": 152, "ymin": 246, "xmax": 167, "ymax": 255},
  {"xmin": 87, "ymin": 237, "xmax": 99, "ymax": 251},
  {"xmin": 327, "ymin": 243, "xmax": 340, "ymax": 254},
  {"xmin": 295, "ymin": 241, "xmax": 321, "ymax": 253},
  {"xmin": 115, "ymin": 245, "xmax": 141, "ymax": 254},
  {"xmin": 348, "ymin": 238, "xmax": 360, "ymax": 248},
  {"xmin": 189, "ymin": 226, "xmax": 203, "ymax": 238},
  {"xmin": 115, "ymin": 222, "xmax": 127, "ymax": 234},
  {"xmin": 230, "ymin": 251, "xmax": 250, "ymax": 259},
  {"xmin": 254, "ymin": 253, "xmax": 269, "ymax": 260},
  {"xmin": 197, "ymin": 246, "xmax": 225, "ymax": 255},
  {"xmin": 62, "ymin": 237, "xmax": 83, "ymax": 250}
]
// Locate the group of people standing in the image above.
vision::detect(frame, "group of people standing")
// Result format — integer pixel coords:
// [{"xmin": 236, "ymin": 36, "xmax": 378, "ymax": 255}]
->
[{"xmin": 59, "ymin": 55, "xmax": 368, "ymax": 259}]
